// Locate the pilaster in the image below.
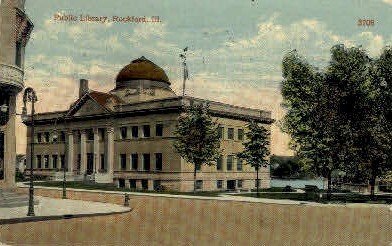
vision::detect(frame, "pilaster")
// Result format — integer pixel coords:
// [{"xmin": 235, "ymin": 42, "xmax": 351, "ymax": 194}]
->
[
  {"xmin": 80, "ymin": 130, "xmax": 87, "ymax": 174},
  {"xmin": 93, "ymin": 128, "xmax": 99, "ymax": 173},
  {"xmin": 66, "ymin": 130, "xmax": 74, "ymax": 172}
]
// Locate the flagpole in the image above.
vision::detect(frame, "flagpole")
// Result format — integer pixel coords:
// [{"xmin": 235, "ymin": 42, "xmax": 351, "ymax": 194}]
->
[
  {"xmin": 182, "ymin": 61, "xmax": 186, "ymax": 97},
  {"xmin": 180, "ymin": 47, "xmax": 188, "ymax": 97}
]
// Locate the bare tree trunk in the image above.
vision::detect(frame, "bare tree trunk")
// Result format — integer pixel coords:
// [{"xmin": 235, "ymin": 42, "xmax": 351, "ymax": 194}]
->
[
  {"xmin": 370, "ymin": 169, "xmax": 376, "ymax": 200},
  {"xmin": 327, "ymin": 170, "xmax": 332, "ymax": 201},
  {"xmin": 193, "ymin": 164, "xmax": 197, "ymax": 193},
  {"xmin": 256, "ymin": 166, "xmax": 260, "ymax": 197}
]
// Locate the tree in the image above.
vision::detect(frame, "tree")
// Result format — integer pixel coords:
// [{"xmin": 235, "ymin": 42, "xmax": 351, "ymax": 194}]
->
[
  {"xmin": 281, "ymin": 45, "xmax": 392, "ymax": 200},
  {"xmin": 173, "ymin": 103, "xmax": 221, "ymax": 192},
  {"xmin": 352, "ymin": 46, "xmax": 392, "ymax": 198},
  {"xmin": 281, "ymin": 50, "xmax": 345, "ymax": 198},
  {"xmin": 237, "ymin": 121, "xmax": 270, "ymax": 197}
]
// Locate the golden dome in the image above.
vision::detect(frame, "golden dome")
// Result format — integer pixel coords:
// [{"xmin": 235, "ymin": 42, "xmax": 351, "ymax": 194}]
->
[{"xmin": 115, "ymin": 56, "xmax": 170, "ymax": 84}]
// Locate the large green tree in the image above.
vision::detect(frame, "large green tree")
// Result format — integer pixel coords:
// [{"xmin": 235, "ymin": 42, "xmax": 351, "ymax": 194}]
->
[
  {"xmin": 281, "ymin": 45, "xmax": 392, "ymax": 199},
  {"xmin": 281, "ymin": 50, "xmax": 346, "ymax": 198},
  {"xmin": 352, "ymin": 46, "xmax": 392, "ymax": 198},
  {"xmin": 173, "ymin": 103, "xmax": 221, "ymax": 192},
  {"xmin": 237, "ymin": 121, "xmax": 270, "ymax": 197}
]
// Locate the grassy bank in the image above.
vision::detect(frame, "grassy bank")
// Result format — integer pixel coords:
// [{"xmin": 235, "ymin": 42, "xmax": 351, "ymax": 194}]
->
[
  {"xmin": 26, "ymin": 181, "xmax": 223, "ymax": 197},
  {"xmin": 236, "ymin": 192, "xmax": 392, "ymax": 204}
]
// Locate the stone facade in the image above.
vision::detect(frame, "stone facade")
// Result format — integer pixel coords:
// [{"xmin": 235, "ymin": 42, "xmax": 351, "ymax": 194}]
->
[
  {"xmin": 0, "ymin": 0, "xmax": 33, "ymax": 189},
  {"xmin": 24, "ymin": 57, "xmax": 273, "ymax": 192}
]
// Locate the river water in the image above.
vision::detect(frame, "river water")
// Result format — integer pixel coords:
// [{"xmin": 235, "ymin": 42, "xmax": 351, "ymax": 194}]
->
[{"xmin": 270, "ymin": 178, "xmax": 326, "ymax": 189}]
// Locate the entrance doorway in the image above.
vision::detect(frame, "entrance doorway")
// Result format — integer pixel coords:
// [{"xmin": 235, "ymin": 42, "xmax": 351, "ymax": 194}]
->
[
  {"xmin": 87, "ymin": 153, "xmax": 94, "ymax": 174},
  {"xmin": 0, "ymin": 132, "xmax": 4, "ymax": 180},
  {"xmin": 227, "ymin": 180, "xmax": 236, "ymax": 190}
]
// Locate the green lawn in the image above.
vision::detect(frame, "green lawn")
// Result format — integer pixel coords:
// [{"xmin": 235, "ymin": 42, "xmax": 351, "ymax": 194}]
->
[
  {"xmin": 26, "ymin": 181, "xmax": 223, "ymax": 197},
  {"xmin": 251, "ymin": 187, "xmax": 296, "ymax": 192},
  {"xmin": 236, "ymin": 192, "xmax": 392, "ymax": 204}
]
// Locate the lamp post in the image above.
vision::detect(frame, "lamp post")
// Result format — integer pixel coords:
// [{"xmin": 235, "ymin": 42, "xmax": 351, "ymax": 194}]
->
[{"xmin": 21, "ymin": 87, "xmax": 37, "ymax": 217}]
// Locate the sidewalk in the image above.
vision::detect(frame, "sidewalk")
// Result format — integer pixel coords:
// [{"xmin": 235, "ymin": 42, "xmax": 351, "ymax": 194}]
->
[
  {"xmin": 17, "ymin": 183, "xmax": 392, "ymax": 209},
  {"xmin": 0, "ymin": 196, "xmax": 130, "ymax": 224}
]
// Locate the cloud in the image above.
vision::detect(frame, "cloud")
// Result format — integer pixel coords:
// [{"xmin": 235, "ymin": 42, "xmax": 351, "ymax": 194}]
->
[
  {"xmin": 382, "ymin": 0, "xmax": 392, "ymax": 5},
  {"xmin": 169, "ymin": 73, "xmax": 293, "ymax": 156}
]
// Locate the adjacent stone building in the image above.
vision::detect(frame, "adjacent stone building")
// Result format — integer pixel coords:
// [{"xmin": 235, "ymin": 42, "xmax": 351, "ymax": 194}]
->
[
  {"xmin": 0, "ymin": 0, "xmax": 33, "ymax": 189},
  {"xmin": 24, "ymin": 57, "xmax": 273, "ymax": 191}
]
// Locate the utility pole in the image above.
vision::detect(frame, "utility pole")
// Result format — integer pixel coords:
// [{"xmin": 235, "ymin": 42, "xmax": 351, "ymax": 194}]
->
[{"xmin": 180, "ymin": 47, "xmax": 188, "ymax": 97}]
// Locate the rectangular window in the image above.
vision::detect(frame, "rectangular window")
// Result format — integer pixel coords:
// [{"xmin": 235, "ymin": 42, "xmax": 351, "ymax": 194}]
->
[
  {"xmin": 120, "ymin": 154, "xmax": 127, "ymax": 170},
  {"xmin": 129, "ymin": 179, "xmax": 136, "ymax": 189},
  {"xmin": 52, "ymin": 155, "xmax": 58, "ymax": 169},
  {"xmin": 143, "ymin": 125, "xmax": 150, "ymax": 137},
  {"xmin": 44, "ymin": 155, "xmax": 49, "ymax": 168},
  {"xmin": 141, "ymin": 179, "xmax": 148, "ymax": 190},
  {"xmin": 195, "ymin": 180, "xmax": 203, "ymax": 190},
  {"xmin": 132, "ymin": 126, "xmax": 139, "ymax": 138},
  {"xmin": 227, "ymin": 155, "xmax": 233, "ymax": 171},
  {"xmin": 36, "ymin": 155, "xmax": 42, "ymax": 168},
  {"xmin": 15, "ymin": 41, "xmax": 22, "ymax": 67},
  {"xmin": 228, "ymin": 128, "xmax": 234, "ymax": 140},
  {"xmin": 37, "ymin": 133, "xmax": 42, "ymax": 143},
  {"xmin": 217, "ymin": 180, "xmax": 223, "ymax": 189},
  {"xmin": 60, "ymin": 154, "xmax": 65, "ymax": 169},
  {"xmin": 238, "ymin": 129, "xmax": 244, "ymax": 141},
  {"xmin": 237, "ymin": 180, "xmax": 243, "ymax": 188},
  {"xmin": 131, "ymin": 154, "xmax": 138, "ymax": 170},
  {"xmin": 77, "ymin": 154, "xmax": 81, "ymax": 170},
  {"xmin": 155, "ymin": 153, "xmax": 162, "ymax": 171},
  {"xmin": 100, "ymin": 154, "xmax": 105, "ymax": 170},
  {"xmin": 143, "ymin": 153, "xmax": 150, "ymax": 171},
  {"xmin": 118, "ymin": 178, "xmax": 125, "ymax": 188},
  {"xmin": 155, "ymin": 124, "xmax": 163, "ymax": 137},
  {"xmin": 44, "ymin": 132, "xmax": 50, "ymax": 143},
  {"xmin": 218, "ymin": 127, "xmax": 224, "ymax": 139},
  {"xmin": 60, "ymin": 131, "xmax": 66, "ymax": 142},
  {"xmin": 120, "ymin": 127, "xmax": 127, "ymax": 139},
  {"xmin": 237, "ymin": 158, "xmax": 243, "ymax": 171},
  {"xmin": 87, "ymin": 129, "xmax": 94, "ymax": 141},
  {"xmin": 153, "ymin": 180, "xmax": 161, "ymax": 191},
  {"xmin": 216, "ymin": 155, "xmax": 223, "ymax": 171}
]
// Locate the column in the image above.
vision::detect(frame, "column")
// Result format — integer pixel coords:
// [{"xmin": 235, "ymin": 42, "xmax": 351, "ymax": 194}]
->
[
  {"xmin": 4, "ymin": 94, "xmax": 16, "ymax": 187},
  {"xmin": 93, "ymin": 128, "xmax": 99, "ymax": 173},
  {"xmin": 125, "ymin": 179, "xmax": 130, "ymax": 189},
  {"xmin": 80, "ymin": 130, "xmax": 87, "ymax": 174},
  {"xmin": 66, "ymin": 130, "xmax": 74, "ymax": 172},
  {"xmin": 105, "ymin": 127, "xmax": 114, "ymax": 175},
  {"xmin": 114, "ymin": 178, "xmax": 119, "ymax": 188},
  {"xmin": 148, "ymin": 179, "xmax": 154, "ymax": 191},
  {"xmin": 136, "ymin": 180, "xmax": 142, "ymax": 190}
]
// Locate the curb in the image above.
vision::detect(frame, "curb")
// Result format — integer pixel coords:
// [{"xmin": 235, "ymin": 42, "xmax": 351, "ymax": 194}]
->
[{"xmin": 0, "ymin": 208, "xmax": 132, "ymax": 225}]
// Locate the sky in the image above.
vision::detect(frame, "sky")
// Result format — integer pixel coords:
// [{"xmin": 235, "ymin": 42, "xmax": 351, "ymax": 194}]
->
[{"xmin": 15, "ymin": 0, "xmax": 392, "ymax": 154}]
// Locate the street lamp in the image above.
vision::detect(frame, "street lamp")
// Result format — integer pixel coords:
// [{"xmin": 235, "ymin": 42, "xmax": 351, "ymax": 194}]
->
[{"xmin": 21, "ymin": 87, "xmax": 37, "ymax": 217}]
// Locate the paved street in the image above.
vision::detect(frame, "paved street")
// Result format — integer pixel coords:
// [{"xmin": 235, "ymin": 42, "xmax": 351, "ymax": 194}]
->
[{"xmin": 0, "ymin": 189, "xmax": 391, "ymax": 245}]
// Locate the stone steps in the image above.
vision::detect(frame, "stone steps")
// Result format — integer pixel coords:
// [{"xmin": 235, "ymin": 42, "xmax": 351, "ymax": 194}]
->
[{"xmin": 0, "ymin": 189, "xmax": 39, "ymax": 208}]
